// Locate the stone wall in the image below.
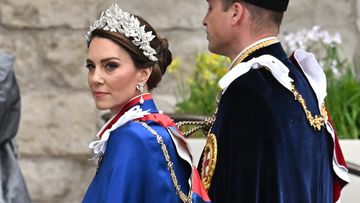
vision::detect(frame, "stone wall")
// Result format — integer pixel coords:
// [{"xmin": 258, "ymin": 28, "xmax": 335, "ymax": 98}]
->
[{"xmin": 0, "ymin": 0, "xmax": 359, "ymax": 202}]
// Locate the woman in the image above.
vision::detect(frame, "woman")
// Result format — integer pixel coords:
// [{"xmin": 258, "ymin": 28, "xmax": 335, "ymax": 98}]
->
[{"xmin": 82, "ymin": 4, "xmax": 210, "ymax": 203}]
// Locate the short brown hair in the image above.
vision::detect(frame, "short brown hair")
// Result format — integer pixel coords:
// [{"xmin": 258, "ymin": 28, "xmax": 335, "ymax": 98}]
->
[
  {"xmin": 88, "ymin": 15, "xmax": 172, "ymax": 91},
  {"xmin": 221, "ymin": 0, "xmax": 284, "ymax": 30}
]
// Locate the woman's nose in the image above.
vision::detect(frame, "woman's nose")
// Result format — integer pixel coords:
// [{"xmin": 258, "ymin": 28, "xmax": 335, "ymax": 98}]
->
[{"xmin": 90, "ymin": 67, "xmax": 104, "ymax": 85}]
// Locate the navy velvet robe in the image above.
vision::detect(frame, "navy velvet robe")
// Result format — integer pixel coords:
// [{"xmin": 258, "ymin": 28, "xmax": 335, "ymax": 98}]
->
[{"xmin": 202, "ymin": 43, "xmax": 334, "ymax": 203}]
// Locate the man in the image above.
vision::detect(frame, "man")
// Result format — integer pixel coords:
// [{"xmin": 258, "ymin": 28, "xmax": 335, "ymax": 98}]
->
[{"xmin": 198, "ymin": 0, "xmax": 350, "ymax": 202}]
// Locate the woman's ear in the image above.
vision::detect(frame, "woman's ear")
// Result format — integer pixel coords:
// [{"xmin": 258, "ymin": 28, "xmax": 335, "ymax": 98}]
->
[{"xmin": 137, "ymin": 66, "xmax": 153, "ymax": 84}]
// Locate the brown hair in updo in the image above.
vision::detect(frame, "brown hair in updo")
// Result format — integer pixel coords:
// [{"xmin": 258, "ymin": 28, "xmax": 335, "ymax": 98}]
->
[{"xmin": 88, "ymin": 15, "xmax": 172, "ymax": 91}]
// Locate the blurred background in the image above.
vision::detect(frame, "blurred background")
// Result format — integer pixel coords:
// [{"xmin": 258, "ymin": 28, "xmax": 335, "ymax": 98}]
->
[{"xmin": 0, "ymin": 0, "xmax": 359, "ymax": 202}]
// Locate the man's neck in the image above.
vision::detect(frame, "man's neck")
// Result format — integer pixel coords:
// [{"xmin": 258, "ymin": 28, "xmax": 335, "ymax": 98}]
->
[
  {"xmin": 229, "ymin": 36, "xmax": 279, "ymax": 69},
  {"xmin": 229, "ymin": 33, "xmax": 278, "ymax": 60}
]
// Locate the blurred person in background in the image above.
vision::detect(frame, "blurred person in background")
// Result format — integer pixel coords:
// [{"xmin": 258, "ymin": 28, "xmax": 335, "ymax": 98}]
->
[{"xmin": 0, "ymin": 50, "xmax": 31, "ymax": 203}]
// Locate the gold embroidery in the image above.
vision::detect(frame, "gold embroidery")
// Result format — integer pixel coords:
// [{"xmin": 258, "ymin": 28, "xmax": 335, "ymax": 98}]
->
[
  {"xmin": 201, "ymin": 133, "xmax": 218, "ymax": 191},
  {"xmin": 291, "ymin": 84, "xmax": 328, "ymax": 130}
]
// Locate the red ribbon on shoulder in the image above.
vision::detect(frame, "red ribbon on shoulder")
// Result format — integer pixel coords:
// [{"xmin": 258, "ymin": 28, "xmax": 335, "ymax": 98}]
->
[{"xmin": 137, "ymin": 113, "xmax": 175, "ymax": 128}]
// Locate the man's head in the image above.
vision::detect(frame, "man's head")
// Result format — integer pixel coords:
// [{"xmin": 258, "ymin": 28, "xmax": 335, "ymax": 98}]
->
[
  {"xmin": 222, "ymin": 0, "xmax": 288, "ymax": 31},
  {"xmin": 223, "ymin": 0, "xmax": 289, "ymax": 12},
  {"xmin": 203, "ymin": 0, "xmax": 289, "ymax": 58}
]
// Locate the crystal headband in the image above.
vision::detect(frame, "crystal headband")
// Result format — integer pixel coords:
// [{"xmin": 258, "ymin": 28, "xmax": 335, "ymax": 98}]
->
[{"xmin": 85, "ymin": 4, "xmax": 158, "ymax": 62}]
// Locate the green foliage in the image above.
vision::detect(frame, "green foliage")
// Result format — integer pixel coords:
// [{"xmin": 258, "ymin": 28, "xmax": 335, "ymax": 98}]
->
[
  {"xmin": 167, "ymin": 53, "xmax": 229, "ymax": 138},
  {"xmin": 175, "ymin": 53, "xmax": 229, "ymax": 115},
  {"xmin": 326, "ymin": 69, "xmax": 360, "ymax": 139},
  {"xmin": 320, "ymin": 47, "xmax": 360, "ymax": 139}
]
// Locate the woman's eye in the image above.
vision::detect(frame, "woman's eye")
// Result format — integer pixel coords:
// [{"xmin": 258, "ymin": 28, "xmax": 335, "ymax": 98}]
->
[
  {"xmin": 105, "ymin": 63, "xmax": 119, "ymax": 70},
  {"xmin": 85, "ymin": 63, "xmax": 95, "ymax": 70}
]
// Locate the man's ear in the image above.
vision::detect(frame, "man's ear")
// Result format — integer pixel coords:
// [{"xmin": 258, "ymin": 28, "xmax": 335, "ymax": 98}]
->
[
  {"xmin": 137, "ymin": 66, "xmax": 153, "ymax": 83},
  {"xmin": 231, "ymin": 2, "xmax": 244, "ymax": 25}
]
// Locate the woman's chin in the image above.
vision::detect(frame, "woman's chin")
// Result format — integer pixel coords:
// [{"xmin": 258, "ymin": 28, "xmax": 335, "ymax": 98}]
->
[{"xmin": 95, "ymin": 103, "xmax": 110, "ymax": 111}]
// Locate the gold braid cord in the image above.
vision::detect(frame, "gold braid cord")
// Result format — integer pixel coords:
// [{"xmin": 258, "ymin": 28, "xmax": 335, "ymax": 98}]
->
[
  {"xmin": 140, "ymin": 122, "xmax": 193, "ymax": 203},
  {"xmin": 176, "ymin": 117, "xmax": 215, "ymax": 137},
  {"xmin": 176, "ymin": 92, "xmax": 221, "ymax": 138}
]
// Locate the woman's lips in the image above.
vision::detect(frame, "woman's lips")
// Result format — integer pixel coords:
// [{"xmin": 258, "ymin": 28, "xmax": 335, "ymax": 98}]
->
[{"xmin": 93, "ymin": 91, "xmax": 109, "ymax": 97}]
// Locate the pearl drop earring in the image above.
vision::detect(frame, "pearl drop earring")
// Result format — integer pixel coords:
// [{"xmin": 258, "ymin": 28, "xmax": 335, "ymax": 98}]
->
[{"xmin": 136, "ymin": 83, "xmax": 145, "ymax": 104}]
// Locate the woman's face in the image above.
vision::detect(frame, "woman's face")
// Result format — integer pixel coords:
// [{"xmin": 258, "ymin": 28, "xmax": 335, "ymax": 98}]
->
[{"xmin": 86, "ymin": 37, "xmax": 144, "ymax": 114}]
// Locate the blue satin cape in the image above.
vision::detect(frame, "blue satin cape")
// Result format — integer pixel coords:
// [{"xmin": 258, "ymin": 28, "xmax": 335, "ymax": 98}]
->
[{"xmin": 83, "ymin": 98, "xmax": 191, "ymax": 203}]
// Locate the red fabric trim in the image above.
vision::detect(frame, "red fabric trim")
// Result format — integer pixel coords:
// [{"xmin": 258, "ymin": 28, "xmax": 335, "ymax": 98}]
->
[
  {"xmin": 327, "ymin": 113, "xmax": 347, "ymax": 168},
  {"xmin": 333, "ymin": 174, "xmax": 348, "ymax": 202},
  {"xmin": 122, "ymin": 94, "xmax": 152, "ymax": 114},
  {"xmin": 138, "ymin": 113, "xmax": 174, "ymax": 128},
  {"xmin": 191, "ymin": 167, "xmax": 211, "ymax": 201},
  {"xmin": 137, "ymin": 114, "xmax": 188, "ymax": 138},
  {"xmin": 327, "ymin": 112, "xmax": 348, "ymax": 203}
]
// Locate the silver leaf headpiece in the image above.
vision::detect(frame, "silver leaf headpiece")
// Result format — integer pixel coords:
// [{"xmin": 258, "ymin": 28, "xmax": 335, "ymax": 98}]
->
[{"xmin": 85, "ymin": 4, "xmax": 158, "ymax": 62}]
